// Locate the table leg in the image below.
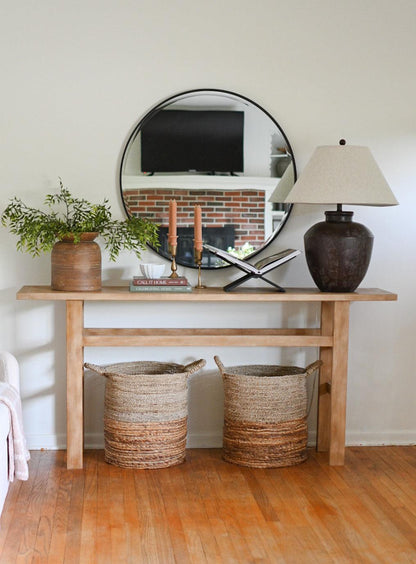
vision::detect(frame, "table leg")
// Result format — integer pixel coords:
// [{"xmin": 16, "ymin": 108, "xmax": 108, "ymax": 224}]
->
[
  {"xmin": 317, "ymin": 301, "xmax": 350, "ymax": 465},
  {"xmin": 329, "ymin": 301, "xmax": 350, "ymax": 465},
  {"xmin": 317, "ymin": 301, "xmax": 334, "ymax": 452},
  {"xmin": 66, "ymin": 300, "xmax": 84, "ymax": 469}
]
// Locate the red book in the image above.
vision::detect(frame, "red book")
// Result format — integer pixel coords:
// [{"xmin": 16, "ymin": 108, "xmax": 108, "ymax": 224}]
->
[{"xmin": 131, "ymin": 276, "xmax": 189, "ymax": 286}]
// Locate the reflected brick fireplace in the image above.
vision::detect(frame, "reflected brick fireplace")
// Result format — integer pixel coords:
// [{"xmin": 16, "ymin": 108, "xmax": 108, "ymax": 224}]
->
[{"xmin": 124, "ymin": 188, "xmax": 266, "ymax": 249}]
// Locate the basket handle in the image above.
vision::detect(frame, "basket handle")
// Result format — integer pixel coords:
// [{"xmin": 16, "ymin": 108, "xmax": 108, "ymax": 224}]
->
[
  {"xmin": 306, "ymin": 360, "xmax": 322, "ymax": 417},
  {"xmin": 214, "ymin": 355, "xmax": 225, "ymax": 375},
  {"xmin": 84, "ymin": 362, "xmax": 108, "ymax": 377},
  {"xmin": 304, "ymin": 360, "xmax": 323, "ymax": 377},
  {"xmin": 184, "ymin": 359, "xmax": 206, "ymax": 375}
]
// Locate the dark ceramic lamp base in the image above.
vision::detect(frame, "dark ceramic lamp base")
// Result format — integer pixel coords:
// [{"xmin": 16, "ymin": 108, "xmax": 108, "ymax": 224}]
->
[{"xmin": 304, "ymin": 210, "xmax": 374, "ymax": 293}]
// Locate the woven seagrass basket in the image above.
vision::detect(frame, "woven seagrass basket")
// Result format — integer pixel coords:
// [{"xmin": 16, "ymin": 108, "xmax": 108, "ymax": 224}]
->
[
  {"xmin": 215, "ymin": 356, "xmax": 322, "ymax": 468},
  {"xmin": 85, "ymin": 359, "xmax": 206, "ymax": 469}
]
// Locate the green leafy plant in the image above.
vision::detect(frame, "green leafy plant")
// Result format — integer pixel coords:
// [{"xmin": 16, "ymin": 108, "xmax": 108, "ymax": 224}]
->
[{"xmin": 1, "ymin": 179, "xmax": 159, "ymax": 261}]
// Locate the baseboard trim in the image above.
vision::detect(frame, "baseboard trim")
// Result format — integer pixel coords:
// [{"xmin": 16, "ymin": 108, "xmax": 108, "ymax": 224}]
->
[
  {"xmin": 345, "ymin": 430, "xmax": 416, "ymax": 446},
  {"xmin": 186, "ymin": 433, "xmax": 223, "ymax": 448},
  {"xmin": 26, "ymin": 434, "xmax": 67, "ymax": 450},
  {"xmin": 307, "ymin": 430, "xmax": 416, "ymax": 447},
  {"xmin": 25, "ymin": 430, "xmax": 416, "ymax": 451}
]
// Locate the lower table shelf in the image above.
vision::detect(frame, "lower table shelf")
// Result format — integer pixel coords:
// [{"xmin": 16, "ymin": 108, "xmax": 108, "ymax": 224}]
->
[{"xmin": 83, "ymin": 328, "xmax": 333, "ymax": 347}]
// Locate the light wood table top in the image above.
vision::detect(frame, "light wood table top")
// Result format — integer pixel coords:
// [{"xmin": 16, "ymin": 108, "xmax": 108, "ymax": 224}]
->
[{"xmin": 17, "ymin": 285, "xmax": 398, "ymax": 302}]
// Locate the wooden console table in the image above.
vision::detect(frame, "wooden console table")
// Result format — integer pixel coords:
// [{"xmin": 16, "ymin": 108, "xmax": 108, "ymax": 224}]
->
[{"xmin": 16, "ymin": 285, "xmax": 397, "ymax": 469}]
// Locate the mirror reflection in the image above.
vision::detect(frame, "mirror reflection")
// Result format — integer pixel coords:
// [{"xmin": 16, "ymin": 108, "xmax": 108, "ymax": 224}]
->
[{"xmin": 119, "ymin": 89, "xmax": 296, "ymax": 268}]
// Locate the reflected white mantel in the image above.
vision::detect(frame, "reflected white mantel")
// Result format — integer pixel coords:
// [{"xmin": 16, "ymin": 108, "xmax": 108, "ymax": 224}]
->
[{"xmin": 122, "ymin": 174, "xmax": 280, "ymax": 191}]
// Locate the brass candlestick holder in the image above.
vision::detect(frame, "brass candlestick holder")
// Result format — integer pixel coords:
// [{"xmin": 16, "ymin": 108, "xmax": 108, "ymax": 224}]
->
[
  {"xmin": 168, "ymin": 243, "xmax": 178, "ymax": 278},
  {"xmin": 194, "ymin": 248, "xmax": 205, "ymax": 289}
]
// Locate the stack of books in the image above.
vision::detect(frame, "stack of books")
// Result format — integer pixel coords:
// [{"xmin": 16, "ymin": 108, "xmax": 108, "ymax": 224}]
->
[{"xmin": 129, "ymin": 276, "xmax": 192, "ymax": 292}]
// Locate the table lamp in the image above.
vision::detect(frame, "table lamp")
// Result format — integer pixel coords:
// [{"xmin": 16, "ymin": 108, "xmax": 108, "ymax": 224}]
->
[{"xmin": 284, "ymin": 140, "xmax": 398, "ymax": 292}]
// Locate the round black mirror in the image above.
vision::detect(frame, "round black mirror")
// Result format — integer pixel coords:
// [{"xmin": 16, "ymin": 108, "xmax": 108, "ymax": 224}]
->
[{"xmin": 120, "ymin": 89, "xmax": 296, "ymax": 269}]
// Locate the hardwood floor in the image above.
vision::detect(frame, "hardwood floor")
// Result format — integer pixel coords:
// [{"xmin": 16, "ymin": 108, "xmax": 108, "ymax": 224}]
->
[{"xmin": 1, "ymin": 447, "xmax": 416, "ymax": 563}]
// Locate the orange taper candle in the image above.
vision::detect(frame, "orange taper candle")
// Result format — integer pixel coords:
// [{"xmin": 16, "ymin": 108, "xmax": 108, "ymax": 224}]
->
[
  {"xmin": 168, "ymin": 199, "xmax": 177, "ymax": 246},
  {"xmin": 194, "ymin": 205, "xmax": 203, "ymax": 252}
]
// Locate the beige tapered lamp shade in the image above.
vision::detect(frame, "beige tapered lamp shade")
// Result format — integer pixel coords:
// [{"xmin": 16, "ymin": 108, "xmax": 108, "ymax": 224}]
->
[
  {"xmin": 284, "ymin": 145, "xmax": 398, "ymax": 206},
  {"xmin": 283, "ymin": 142, "xmax": 398, "ymax": 293}
]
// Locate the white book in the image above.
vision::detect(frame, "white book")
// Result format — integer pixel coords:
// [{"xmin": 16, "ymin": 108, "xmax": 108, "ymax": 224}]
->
[{"xmin": 203, "ymin": 244, "xmax": 301, "ymax": 275}]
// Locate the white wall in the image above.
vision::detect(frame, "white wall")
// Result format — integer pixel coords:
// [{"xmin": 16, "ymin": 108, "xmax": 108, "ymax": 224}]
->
[{"xmin": 1, "ymin": 0, "xmax": 415, "ymax": 449}]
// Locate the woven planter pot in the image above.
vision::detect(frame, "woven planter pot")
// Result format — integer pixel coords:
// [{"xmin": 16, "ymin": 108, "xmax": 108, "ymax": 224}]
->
[
  {"xmin": 85, "ymin": 359, "xmax": 206, "ymax": 469},
  {"xmin": 215, "ymin": 356, "xmax": 322, "ymax": 468}
]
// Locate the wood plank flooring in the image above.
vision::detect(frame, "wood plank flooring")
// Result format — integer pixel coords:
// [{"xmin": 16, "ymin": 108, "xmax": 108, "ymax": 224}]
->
[{"xmin": 1, "ymin": 447, "xmax": 416, "ymax": 563}]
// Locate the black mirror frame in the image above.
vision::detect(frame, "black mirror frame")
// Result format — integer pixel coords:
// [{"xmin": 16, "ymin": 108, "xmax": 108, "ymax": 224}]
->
[{"xmin": 119, "ymin": 88, "xmax": 296, "ymax": 269}]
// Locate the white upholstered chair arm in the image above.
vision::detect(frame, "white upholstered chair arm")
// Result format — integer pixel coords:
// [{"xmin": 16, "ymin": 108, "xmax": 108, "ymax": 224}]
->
[{"xmin": 0, "ymin": 351, "xmax": 20, "ymax": 393}]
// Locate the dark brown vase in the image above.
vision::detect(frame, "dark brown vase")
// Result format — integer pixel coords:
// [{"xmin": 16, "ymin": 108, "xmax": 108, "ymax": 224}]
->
[
  {"xmin": 304, "ymin": 211, "xmax": 373, "ymax": 293},
  {"xmin": 51, "ymin": 232, "xmax": 101, "ymax": 291}
]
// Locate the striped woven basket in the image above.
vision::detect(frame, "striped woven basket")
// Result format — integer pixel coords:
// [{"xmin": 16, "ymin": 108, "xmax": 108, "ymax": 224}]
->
[
  {"xmin": 85, "ymin": 359, "xmax": 206, "ymax": 469},
  {"xmin": 215, "ymin": 356, "xmax": 322, "ymax": 468}
]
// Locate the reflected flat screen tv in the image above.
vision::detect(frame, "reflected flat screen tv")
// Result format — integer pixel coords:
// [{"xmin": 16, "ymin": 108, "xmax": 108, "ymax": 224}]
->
[{"xmin": 141, "ymin": 110, "xmax": 244, "ymax": 174}]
